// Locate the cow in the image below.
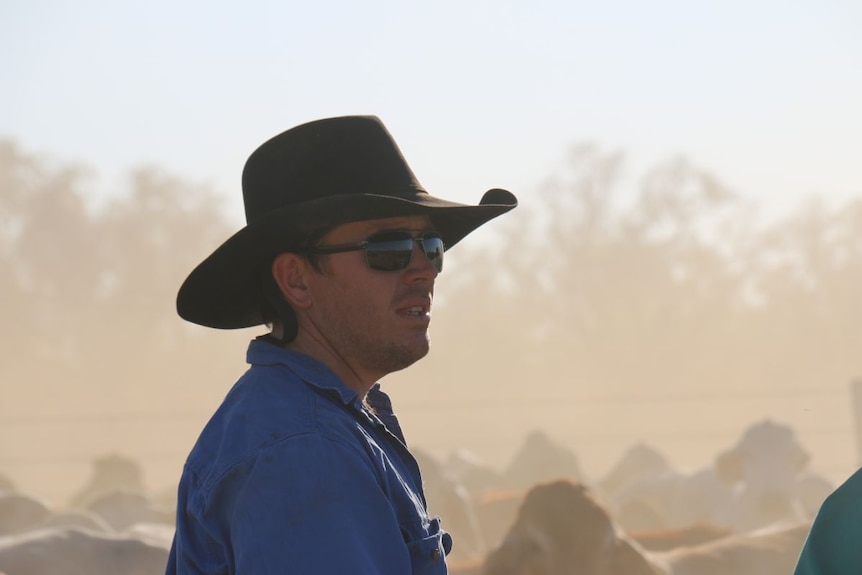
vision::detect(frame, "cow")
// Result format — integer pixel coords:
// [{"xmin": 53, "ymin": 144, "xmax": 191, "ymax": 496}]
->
[
  {"xmin": 0, "ymin": 526, "xmax": 170, "ymax": 575},
  {"xmin": 0, "ymin": 492, "xmax": 53, "ymax": 535},
  {"xmin": 445, "ymin": 448, "xmax": 504, "ymax": 501},
  {"xmin": 609, "ymin": 419, "xmax": 827, "ymax": 533},
  {"xmin": 0, "ymin": 474, "xmax": 15, "ymax": 494},
  {"xmin": 610, "ymin": 465, "xmax": 733, "ymax": 532},
  {"xmin": 123, "ymin": 521, "xmax": 176, "ymax": 548},
  {"xmin": 794, "ymin": 471, "xmax": 834, "ymax": 517},
  {"xmin": 596, "ymin": 442, "xmax": 673, "ymax": 504},
  {"xmin": 85, "ymin": 490, "xmax": 175, "ymax": 532},
  {"xmin": 474, "ymin": 488, "xmax": 526, "ymax": 553},
  {"xmin": 712, "ymin": 419, "xmax": 832, "ymax": 530},
  {"xmin": 596, "ymin": 442, "xmax": 729, "ymax": 533},
  {"xmin": 482, "ymin": 478, "xmax": 810, "ymax": 575},
  {"xmin": 40, "ymin": 508, "xmax": 112, "ymax": 532},
  {"xmin": 412, "ymin": 448, "xmax": 486, "ymax": 562},
  {"xmin": 626, "ymin": 522, "xmax": 733, "ymax": 551},
  {"xmin": 68, "ymin": 453, "xmax": 148, "ymax": 509},
  {"xmin": 499, "ymin": 429, "xmax": 584, "ymax": 492}
]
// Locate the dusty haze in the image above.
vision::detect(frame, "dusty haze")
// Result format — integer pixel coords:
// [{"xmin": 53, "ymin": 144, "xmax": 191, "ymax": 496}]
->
[{"xmin": 2, "ymin": 141, "xmax": 860, "ymax": 505}]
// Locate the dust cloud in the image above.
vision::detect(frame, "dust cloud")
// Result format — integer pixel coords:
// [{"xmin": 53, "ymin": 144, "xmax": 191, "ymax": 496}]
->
[{"xmin": 2, "ymin": 139, "xmax": 861, "ymax": 506}]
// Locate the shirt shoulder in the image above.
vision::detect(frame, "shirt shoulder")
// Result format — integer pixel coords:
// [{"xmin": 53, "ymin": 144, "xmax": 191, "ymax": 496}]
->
[
  {"xmin": 794, "ymin": 467, "xmax": 862, "ymax": 575},
  {"xmin": 183, "ymin": 358, "xmax": 363, "ymax": 502}
]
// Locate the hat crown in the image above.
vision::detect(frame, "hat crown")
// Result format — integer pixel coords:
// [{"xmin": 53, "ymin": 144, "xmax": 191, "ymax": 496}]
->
[{"xmin": 241, "ymin": 115, "xmax": 426, "ymax": 224}]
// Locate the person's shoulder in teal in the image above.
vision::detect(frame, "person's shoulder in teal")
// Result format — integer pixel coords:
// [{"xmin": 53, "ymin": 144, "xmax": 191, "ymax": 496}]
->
[{"xmin": 795, "ymin": 466, "xmax": 862, "ymax": 574}]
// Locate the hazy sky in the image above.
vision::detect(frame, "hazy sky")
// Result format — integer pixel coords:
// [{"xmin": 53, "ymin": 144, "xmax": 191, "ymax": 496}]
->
[
  {"xmin": 4, "ymin": 0, "xmax": 862, "ymax": 499},
  {"xmin": 4, "ymin": 0, "xmax": 861, "ymax": 227}
]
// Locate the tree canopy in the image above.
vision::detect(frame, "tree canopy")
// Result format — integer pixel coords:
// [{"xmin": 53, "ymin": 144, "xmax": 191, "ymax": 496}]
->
[{"xmin": 2, "ymin": 138, "xmax": 860, "ymax": 501}]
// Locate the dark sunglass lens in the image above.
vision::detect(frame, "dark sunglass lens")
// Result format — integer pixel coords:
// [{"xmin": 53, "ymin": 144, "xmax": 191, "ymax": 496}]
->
[
  {"xmin": 365, "ymin": 235, "xmax": 414, "ymax": 271},
  {"xmin": 422, "ymin": 235, "xmax": 444, "ymax": 273}
]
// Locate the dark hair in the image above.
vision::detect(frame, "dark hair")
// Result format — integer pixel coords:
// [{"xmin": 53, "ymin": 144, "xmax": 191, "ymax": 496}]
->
[{"xmin": 257, "ymin": 226, "xmax": 335, "ymax": 342}]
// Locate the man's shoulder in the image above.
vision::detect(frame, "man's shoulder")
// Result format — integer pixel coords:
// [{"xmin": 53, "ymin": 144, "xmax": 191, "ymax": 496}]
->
[
  {"xmin": 794, "ymin": 467, "xmax": 862, "ymax": 575},
  {"xmin": 184, "ymin": 363, "xmax": 357, "ymax": 487},
  {"xmin": 818, "ymin": 467, "xmax": 862, "ymax": 516}
]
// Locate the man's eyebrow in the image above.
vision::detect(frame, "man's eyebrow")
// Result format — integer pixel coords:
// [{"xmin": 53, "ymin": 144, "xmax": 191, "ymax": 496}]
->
[
  {"xmin": 371, "ymin": 229, "xmax": 418, "ymax": 235},
  {"xmin": 370, "ymin": 225, "xmax": 437, "ymax": 234}
]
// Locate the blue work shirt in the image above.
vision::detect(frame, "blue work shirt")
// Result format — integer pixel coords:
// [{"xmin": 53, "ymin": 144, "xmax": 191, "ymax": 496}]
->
[
  {"xmin": 166, "ymin": 338, "xmax": 452, "ymax": 574},
  {"xmin": 794, "ymin": 466, "xmax": 862, "ymax": 574}
]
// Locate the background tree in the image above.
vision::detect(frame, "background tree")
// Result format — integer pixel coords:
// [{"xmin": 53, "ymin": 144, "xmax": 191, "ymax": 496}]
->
[{"xmin": 1, "ymin": 138, "xmax": 859, "ymax": 502}]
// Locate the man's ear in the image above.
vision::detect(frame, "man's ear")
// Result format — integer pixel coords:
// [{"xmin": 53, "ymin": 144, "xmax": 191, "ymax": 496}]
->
[{"xmin": 272, "ymin": 253, "xmax": 313, "ymax": 310}]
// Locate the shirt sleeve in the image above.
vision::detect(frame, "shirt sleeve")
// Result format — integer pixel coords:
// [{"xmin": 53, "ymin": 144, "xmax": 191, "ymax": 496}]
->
[{"xmin": 211, "ymin": 432, "xmax": 413, "ymax": 575}]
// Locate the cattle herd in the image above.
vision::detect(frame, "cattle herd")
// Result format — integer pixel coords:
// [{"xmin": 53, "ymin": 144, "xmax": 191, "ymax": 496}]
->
[{"xmin": 0, "ymin": 419, "xmax": 832, "ymax": 574}]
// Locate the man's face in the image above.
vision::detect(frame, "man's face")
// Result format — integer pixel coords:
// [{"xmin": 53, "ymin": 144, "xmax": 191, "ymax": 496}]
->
[{"xmin": 304, "ymin": 214, "xmax": 440, "ymax": 376}]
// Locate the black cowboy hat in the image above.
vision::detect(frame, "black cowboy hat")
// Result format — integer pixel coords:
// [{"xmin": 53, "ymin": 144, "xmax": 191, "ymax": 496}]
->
[{"xmin": 177, "ymin": 115, "xmax": 517, "ymax": 329}]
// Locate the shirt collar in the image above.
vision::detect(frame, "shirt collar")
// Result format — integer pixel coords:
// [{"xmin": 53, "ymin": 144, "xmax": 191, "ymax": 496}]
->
[
  {"xmin": 246, "ymin": 337, "xmax": 361, "ymax": 407},
  {"xmin": 247, "ymin": 338, "xmax": 409, "ymax": 444}
]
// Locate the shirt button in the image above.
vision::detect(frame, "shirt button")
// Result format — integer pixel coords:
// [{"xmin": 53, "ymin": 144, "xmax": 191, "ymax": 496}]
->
[{"xmin": 430, "ymin": 548, "xmax": 441, "ymax": 560}]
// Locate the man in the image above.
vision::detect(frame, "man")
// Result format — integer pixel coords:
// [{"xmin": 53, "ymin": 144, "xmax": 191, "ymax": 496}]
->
[
  {"xmin": 793, "ymin": 467, "xmax": 862, "ymax": 574},
  {"xmin": 166, "ymin": 115, "xmax": 517, "ymax": 574}
]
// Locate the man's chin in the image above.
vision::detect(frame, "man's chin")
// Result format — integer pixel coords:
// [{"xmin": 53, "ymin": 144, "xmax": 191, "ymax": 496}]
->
[{"xmin": 385, "ymin": 342, "xmax": 430, "ymax": 373}]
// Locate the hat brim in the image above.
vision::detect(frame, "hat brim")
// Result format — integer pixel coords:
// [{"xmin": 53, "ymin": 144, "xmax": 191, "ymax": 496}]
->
[{"xmin": 176, "ymin": 188, "xmax": 516, "ymax": 329}]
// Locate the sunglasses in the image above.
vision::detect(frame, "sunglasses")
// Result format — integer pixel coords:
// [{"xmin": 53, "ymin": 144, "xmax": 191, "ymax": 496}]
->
[{"xmin": 305, "ymin": 230, "xmax": 445, "ymax": 273}]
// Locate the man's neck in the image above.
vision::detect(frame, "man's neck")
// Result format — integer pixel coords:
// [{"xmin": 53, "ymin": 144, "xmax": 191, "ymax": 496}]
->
[{"xmin": 281, "ymin": 332, "xmax": 380, "ymax": 397}]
